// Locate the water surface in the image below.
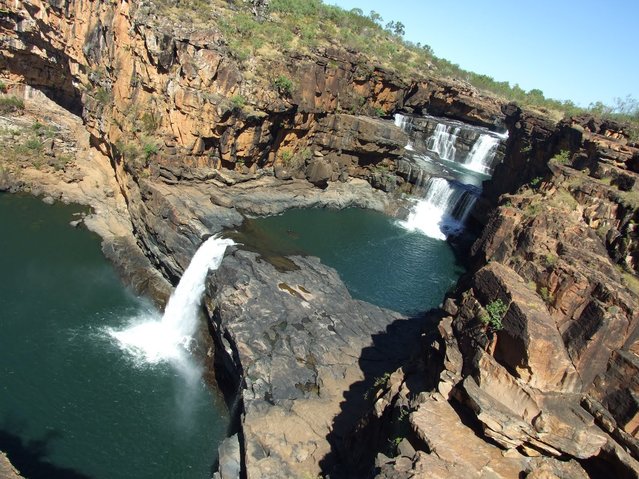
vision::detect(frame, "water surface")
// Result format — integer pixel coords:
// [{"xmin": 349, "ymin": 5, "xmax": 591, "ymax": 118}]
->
[
  {"xmin": 238, "ymin": 208, "xmax": 465, "ymax": 316},
  {"xmin": 0, "ymin": 193, "xmax": 228, "ymax": 479}
]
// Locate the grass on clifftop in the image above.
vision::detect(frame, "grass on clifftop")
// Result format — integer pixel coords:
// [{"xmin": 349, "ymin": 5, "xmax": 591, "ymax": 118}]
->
[{"xmin": 151, "ymin": 0, "xmax": 639, "ymax": 131}]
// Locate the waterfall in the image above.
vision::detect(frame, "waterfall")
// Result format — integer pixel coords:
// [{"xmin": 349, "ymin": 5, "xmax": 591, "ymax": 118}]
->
[
  {"xmin": 394, "ymin": 113, "xmax": 407, "ymax": 129},
  {"xmin": 395, "ymin": 113, "xmax": 415, "ymax": 151},
  {"xmin": 108, "ymin": 235, "xmax": 234, "ymax": 366},
  {"xmin": 464, "ymin": 134, "xmax": 500, "ymax": 174},
  {"xmin": 399, "ymin": 177, "xmax": 477, "ymax": 241},
  {"xmin": 427, "ymin": 123, "xmax": 460, "ymax": 162}
]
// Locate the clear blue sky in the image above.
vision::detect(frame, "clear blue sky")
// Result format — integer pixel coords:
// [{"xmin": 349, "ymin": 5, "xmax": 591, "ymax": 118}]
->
[{"xmin": 328, "ymin": 0, "xmax": 639, "ymax": 107}]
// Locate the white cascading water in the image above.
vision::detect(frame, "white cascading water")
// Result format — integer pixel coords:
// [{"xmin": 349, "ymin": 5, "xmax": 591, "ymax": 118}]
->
[
  {"xmin": 399, "ymin": 177, "xmax": 476, "ymax": 241},
  {"xmin": 427, "ymin": 123, "xmax": 460, "ymax": 162},
  {"xmin": 464, "ymin": 134, "xmax": 500, "ymax": 175},
  {"xmin": 395, "ymin": 113, "xmax": 415, "ymax": 151},
  {"xmin": 108, "ymin": 235, "xmax": 234, "ymax": 367}
]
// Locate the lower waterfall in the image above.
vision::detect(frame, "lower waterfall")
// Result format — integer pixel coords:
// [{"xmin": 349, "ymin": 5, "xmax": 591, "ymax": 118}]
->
[
  {"xmin": 399, "ymin": 177, "xmax": 477, "ymax": 241},
  {"xmin": 109, "ymin": 235, "xmax": 234, "ymax": 368}
]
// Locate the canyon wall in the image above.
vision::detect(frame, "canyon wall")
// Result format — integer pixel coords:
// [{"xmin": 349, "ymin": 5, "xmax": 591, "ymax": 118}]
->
[
  {"xmin": 372, "ymin": 110, "xmax": 639, "ymax": 478},
  {"xmin": 3, "ymin": 1, "xmax": 639, "ymax": 478},
  {"xmin": 1, "ymin": 0, "xmax": 505, "ymax": 277}
]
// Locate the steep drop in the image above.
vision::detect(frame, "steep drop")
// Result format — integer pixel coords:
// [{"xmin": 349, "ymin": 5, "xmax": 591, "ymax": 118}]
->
[
  {"xmin": 109, "ymin": 235, "xmax": 234, "ymax": 367},
  {"xmin": 399, "ymin": 177, "xmax": 478, "ymax": 240}
]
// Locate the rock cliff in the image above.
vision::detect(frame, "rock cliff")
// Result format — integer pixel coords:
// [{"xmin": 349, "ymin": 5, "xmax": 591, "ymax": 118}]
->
[
  {"xmin": 1, "ymin": 0, "xmax": 504, "ymax": 274},
  {"xmin": 371, "ymin": 109, "xmax": 639, "ymax": 478},
  {"xmin": 2, "ymin": 1, "xmax": 639, "ymax": 478}
]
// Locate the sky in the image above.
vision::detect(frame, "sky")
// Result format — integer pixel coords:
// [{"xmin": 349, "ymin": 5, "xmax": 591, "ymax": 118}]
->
[{"xmin": 328, "ymin": 0, "xmax": 639, "ymax": 107}]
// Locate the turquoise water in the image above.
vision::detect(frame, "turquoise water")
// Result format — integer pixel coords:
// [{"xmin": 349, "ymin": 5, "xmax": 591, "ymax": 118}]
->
[
  {"xmin": 0, "ymin": 193, "xmax": 228, "ymax": 479},
  {"xmin": 238, "ymin": 208, "xmax": 465, "ymax": 316}
]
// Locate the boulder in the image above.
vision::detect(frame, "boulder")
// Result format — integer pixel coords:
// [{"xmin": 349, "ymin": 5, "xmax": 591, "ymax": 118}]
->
[
  {"xmin": 305, "ymin": 158, "xmax": 333, "ymax": 188},
  {"xmin": 472, "ymin": 263, "xmax": 581, "ymax": 393}
]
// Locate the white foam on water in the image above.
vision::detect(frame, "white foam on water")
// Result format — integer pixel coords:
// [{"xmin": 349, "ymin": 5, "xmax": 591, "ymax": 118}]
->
[
  {"xmin": 107, "ymin": 235, "xmax": 234, "ymax": 367},
  {"xmin": 399, "ymin": 177, "xmax": 476, "ymax": 241}
]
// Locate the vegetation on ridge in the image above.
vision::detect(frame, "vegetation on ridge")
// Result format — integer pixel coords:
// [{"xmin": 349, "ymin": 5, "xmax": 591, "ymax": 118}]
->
[{"xmin": 152, "ymin": 0, "xmax": 639, "ymax": 131}]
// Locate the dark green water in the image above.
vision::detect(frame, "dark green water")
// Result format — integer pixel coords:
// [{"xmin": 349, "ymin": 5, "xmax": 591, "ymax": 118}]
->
[
  {"xmin": 0, "ymin": 193, "xmax": 228, "ymax": 479},
  {"xmin": 238, "ymin": 208, "xmax": 465, "ymax": 316}
]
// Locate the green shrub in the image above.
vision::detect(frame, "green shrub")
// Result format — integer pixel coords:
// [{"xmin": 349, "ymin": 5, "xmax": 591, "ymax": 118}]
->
[
  {"xmin": 143, "ymin": 141, "xmax": 158, "ymax": 159},
  {"xmin": 544, "ymin": 254, "xmax": 557, "ymax": 267},
  {"xmin": 24, "ymin": 138, "xmax": 43, "ymax": 151},
  {"xmin": 526, "ymin": 202, "xmax": 542, "ymax": 217},
  {"xmin": 116, "ymin": 141, "xmax": 140, "ymax": 160},
  {"xmin": 0, "ymin": 96, "xmax": 25, "ymax": 113},
  {"xmin": 51, "ymin": 154, "xmax": 73, "ymax": 171},
  {"xmin": 539, "ymin": 286, "xmax": 554, "ymax": 305},
  {"xmin": 480, "ymin": 299, "xmax": 507, "ymax": 331},
  {"xmin": 374, "ymin": 107, "xmax": 386, "ymax": 117},
  {"xmin": 552, "ymin": 150, "xmax": 571, "ymax": 165},
  {"xmin": 0, "ymin": 81, "xmax": 6, "ymax": 93},
  {"xmin": 141, "ymin": 112, "xmax": 159, "ymax": 133},
  {"xmin": 280, "ymin": 149, "xmax": 292, "ymax": 164},
  {"xmin": 231, "ymin": 95, "xmax": 246, "ymax": 110},
  {"xmin": 94, "ymin": 87, "xmax": 112, "ymax": 106},
  {"xmin": 364, "ymin": 372, "xmax": 391, "ymax": 400},
  {"xmin": 274, "ymin": 75, "xmax": 293, "ymax": 95},
  {"xmin": 529, "ymin": 176, "xmax": 542, "ymax": 187}
]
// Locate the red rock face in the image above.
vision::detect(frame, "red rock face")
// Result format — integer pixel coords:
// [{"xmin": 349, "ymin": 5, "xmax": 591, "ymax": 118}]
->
[
  {"xmin": 0, "ymin": 1, "xmax": 506, "ymax": 178},
  {"xmin": 374, "ymin": 111, "xmax": 639, "ymax": 478},
  {"xmin": 4, "ymin": 1, "xmax": 639, "ymax": 476}
]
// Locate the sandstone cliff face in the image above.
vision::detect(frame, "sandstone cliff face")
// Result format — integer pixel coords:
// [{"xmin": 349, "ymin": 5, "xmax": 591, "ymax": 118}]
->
[
  {"xmin": 1, "ymin": 0, "xmax": 506, "ymax": 275},
  {"xmin": 4, "ymin": 1, "xmax": 639, "ymax": 478}
]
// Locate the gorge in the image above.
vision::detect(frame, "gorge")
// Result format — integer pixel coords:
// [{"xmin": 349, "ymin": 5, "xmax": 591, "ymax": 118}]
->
[{"xmin": 1, "ymin": 1, "xmax": 639, "ymax": 478}]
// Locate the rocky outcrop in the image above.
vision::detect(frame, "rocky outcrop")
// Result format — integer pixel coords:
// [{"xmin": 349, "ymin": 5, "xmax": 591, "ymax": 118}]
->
[
  {"xmin": 365, "ymin": 107, "xmax": 639, "ymax": 478},
  {"xmin": 0, "ymin": 0, "xmax": 513, "ymax": 290},
  {"xmin": 0, "ymin": 452, "xmax": 23, "ymax": 479},
  {"xmin": 4, "ymin": 1, "xmax": 639, "ymax": 478},
  {"xmin": 204, "ymin": 249, "xmax": 430, "ymax": 478}
]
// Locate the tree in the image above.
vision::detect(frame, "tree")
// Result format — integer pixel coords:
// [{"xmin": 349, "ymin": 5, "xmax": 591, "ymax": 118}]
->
[
  {"xmin": 613, "ymin": 95, "xmax": 639, "ymax": 116},
  {"xmin": 393, "ymin": 21, "xmax": 405, "ymax": 37},
  {"xmin": 369, "ymin": 10, "xmax": 383, "ymax": 25},
  {"xmin": 421, "ymin": 43, "xmax": 433, "ymax": 55}
]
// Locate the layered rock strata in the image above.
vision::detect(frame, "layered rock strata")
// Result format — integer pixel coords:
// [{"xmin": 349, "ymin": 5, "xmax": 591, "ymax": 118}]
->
[
  {"xmin": 371, "ymin": 109, "xmax": 639, "ymax": 478},
  {"xmin": 2, "ymin": 1, "xmax": 639, "ymax": 478},
  {"xmin": 204, "ymin": 249, "xmax": 426, "ymax": 478}
]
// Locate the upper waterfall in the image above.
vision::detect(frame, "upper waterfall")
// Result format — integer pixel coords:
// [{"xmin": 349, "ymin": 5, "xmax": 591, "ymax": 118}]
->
[
  {"xmin": 464, "ymin": 134, "xmax": 500, "ymax": 175},
  {"xmin": 427, "ymin": 123, "xmax": 460, "ymax": 162},
  {"xmin": 394, "ymin": 113, "xmax": 507, "ymax": 240}
]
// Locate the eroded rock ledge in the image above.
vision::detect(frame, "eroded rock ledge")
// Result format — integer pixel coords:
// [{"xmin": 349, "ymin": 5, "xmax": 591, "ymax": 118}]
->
[
  {"xmin": 369, "ymin": 111, "xmax": 639, "ymax": 478},
  {"xmin": 204, "ymin": 249, "xmax": 431, "ymax": 478}
]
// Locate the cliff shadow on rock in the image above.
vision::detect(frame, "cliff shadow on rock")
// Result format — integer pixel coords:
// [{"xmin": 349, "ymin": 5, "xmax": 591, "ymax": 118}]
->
[
  {"xmin": 203, "ymin": 248, "xmax": 446, "ymax": 479},
  {"xmin": 318, "ymin": 309, "xmax": 448, "ymax": 479}
]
